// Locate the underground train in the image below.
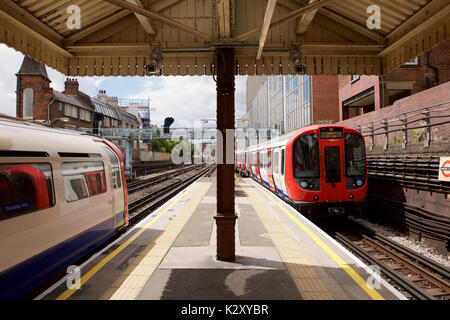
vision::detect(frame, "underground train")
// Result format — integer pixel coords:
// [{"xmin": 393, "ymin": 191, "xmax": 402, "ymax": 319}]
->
[
  {"xmin": 236, "ymin": 124, "xmax": 368, "ymax": 216},
  {"xmin": 0, "ymin": 118, "xmax": 129, "ymax": 299}
]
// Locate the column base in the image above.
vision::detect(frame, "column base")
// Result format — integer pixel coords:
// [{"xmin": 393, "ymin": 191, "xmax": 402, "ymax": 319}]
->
[{"xmin": 214, "ymin": 214, "xmax": 238, "ymax": 261}]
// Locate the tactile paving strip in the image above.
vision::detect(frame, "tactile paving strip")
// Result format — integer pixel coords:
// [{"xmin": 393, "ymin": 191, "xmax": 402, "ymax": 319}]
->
[
  {"xmin": 109, "ymin": 182, "xmax": 211, "ymax": 300},
  {"xmin": 241, "ymin": 182, "xmax": 336, "ymax": 300}
]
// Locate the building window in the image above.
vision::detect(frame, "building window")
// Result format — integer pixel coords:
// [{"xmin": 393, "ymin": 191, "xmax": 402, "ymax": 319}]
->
[
  {"xmin": 104, "ymin": 117, "xmax": 111, "ymax": 127},
  {"xmin": 65, "ymin": 104, "xmax": 78, "ymax": 119},
  {"xmin": 58, "ymin": 102, "xmax": 62, "ymax": 112},
  {"xmin": 80, "ymin": 109, "xmax": 91, "ymax": 122},
  {"xmin": 351, "ymin": 75, "xmax": 360, "ymax": 84},
  {"xmin": 23, "ymin": 88, "xmax": 33, "ymax": 119}
]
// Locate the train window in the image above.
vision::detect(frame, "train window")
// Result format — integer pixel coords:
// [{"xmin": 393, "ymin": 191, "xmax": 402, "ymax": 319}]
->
[
  {"xmin": 293, "ymin": 134, "xmax": 319, "ymax": 178},
  {"xmin": 345, "ymin": 133, "xmax": 366, "ymax": 177},
  {"xmin": 0, "ymin": 163, "xmax": 55, "ymax": 219},
  {"xmin": 324, "ymin": 147, "xmax": 341, "ymax": 183},
  {"xmin": 281, "ymin": 150, "xmax": 285, "ymax": 175},
  {"xmin": 103, "ymin": 147, "xmax": 122, "ymax": 189},
  {"xmin": 62, "ymin": 162, "xmax": 107, "ymax": 202}
]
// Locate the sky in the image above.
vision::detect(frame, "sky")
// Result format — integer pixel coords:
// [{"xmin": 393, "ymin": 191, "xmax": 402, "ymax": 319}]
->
[{"xmin": 0, "ymin": 44, "xmax": 247, "ymax": 128}]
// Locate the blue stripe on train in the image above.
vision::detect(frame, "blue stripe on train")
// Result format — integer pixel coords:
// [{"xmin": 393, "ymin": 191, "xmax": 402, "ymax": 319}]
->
[{"xmin": 0, "ymin": 212, "xmax": 124, "ymax": 300}]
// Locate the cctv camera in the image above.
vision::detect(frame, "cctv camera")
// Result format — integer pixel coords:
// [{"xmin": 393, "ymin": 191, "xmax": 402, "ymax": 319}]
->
[
  {"xmin": 145, "ymin": 63, "xmax": 160, "ymax": 74},
  {"xmin": 294, "ymin": 64, "xmax": 304, "ymax": 74}
]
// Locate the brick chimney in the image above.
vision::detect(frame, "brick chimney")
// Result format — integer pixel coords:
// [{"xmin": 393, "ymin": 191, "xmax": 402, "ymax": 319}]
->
[
  {"xmin": 65, "ymin": 78, "xmax": 79, "ymax": 95},
  {"xmin": 97, "ymin": 90, "xmax": 107, "ymax": 103}
]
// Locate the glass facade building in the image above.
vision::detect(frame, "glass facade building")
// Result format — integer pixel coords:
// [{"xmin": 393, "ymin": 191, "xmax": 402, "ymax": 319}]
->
[{"xmin": 246, "ymin": 75, "xmax": 312, "ymax": 134}]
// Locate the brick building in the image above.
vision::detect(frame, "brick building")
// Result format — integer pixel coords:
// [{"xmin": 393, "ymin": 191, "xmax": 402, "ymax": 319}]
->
[
  {"xmin": 339, "ymin": 39, "xmax": 450, "ymax": 121},
  {"xmin": 15, "ymin": 56, "xmax": 140, "ymax": 130},
  {"xmin": 245, "ymin": 75, "xmax": 339, "ymax": 134}
]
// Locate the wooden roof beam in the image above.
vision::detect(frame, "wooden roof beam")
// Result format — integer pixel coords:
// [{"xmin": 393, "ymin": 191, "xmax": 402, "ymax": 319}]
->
[
  {"xmin": 0, "ymin": 1, "xmax": 72, "ymax": 58},
  {"xmin": 0, "ymin": 0, "xmax": 64, "ymax": 44},
  {"xmin": 126, "ymin": 0, "xmax": 155, "ymax": 35},
  {"xmin": 233, "ymin": 0, "xmax": 334, "ymax": 42},
  {"xmin": 296, "ymin": 0, "xmax": 319, "ymax": 34},
  {"xmin": 379, "ymin": 4, "xmax": 450, "ymax": 57},
  {"xmin": 385, "ymin": 0, "xmax": 447, "ymax": 42},
  {"xmin": 64, "ymin": 10, "xmax": 130, "ymax": 45},
  {"xmin": 278, "ymin": 0, "xmax": 383, "ymax": 42},
  {"xmin": 257, "ymin": 0, "xmax": 277, "ymax": 60},
  {"xmin": 102, "ymin": 0, "xmax": 214, "ymax": 42},
  {"xmin": 217, "ymin": 0, "xmax": 231, "ymax": 38}
]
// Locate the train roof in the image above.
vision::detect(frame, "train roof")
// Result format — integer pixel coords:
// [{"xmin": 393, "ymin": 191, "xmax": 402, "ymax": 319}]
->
[
  {"xmin": 0, "ymin": 118, "xmax": 106, "ymax": 156},
  {"xmin": 236, "ymin": 124, "xmax": 361, "ymax": 152}
]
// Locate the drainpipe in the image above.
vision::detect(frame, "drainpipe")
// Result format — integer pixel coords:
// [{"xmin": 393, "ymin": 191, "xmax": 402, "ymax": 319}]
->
[
  {"xmin": 426, "ymin": 52, "xmax": 439, "ymax": 88},
  {"xmin": 47, "ymin": 98, "xmax": 55, "ymax": 123},
  {"xmin": 380, "ymin": 74, "xmax": 385, "ymax": 108}
]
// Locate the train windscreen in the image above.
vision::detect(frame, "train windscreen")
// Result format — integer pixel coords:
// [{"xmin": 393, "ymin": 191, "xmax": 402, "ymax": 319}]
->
[
  {"xmin": 345, "ymin": 133, "xmax": 366, "ymax": 177},
  {"xmin": 293, "ymin": 134, "xmax": 319, "ymax": 178}
]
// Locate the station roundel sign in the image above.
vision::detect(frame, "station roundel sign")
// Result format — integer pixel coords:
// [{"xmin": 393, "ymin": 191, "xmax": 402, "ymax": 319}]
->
[{"xmin": 438, "ymin": 157, "xmax": 450, "ymax": 181}]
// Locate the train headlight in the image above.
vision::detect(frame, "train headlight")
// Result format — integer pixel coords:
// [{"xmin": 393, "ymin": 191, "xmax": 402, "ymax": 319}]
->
[
  {"xmin": 314, "ymin": 195, "xmax": 319, "ymax": 201},
  {"xmin": 349, "ymin": 194, "xmax": 354, "ymax": 200},
  {"xmin": 300, "ymin": 181, "xmax": 308, "ymax": 189},
  {"xmin": 356, "ymin": 179, "xmax": 363, "ymax": 187}
]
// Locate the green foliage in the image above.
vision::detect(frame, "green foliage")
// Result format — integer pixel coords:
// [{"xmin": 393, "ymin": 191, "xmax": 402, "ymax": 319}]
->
[
  {"xmin": 152, "ymin": 139, "xmax": 179, "ymax": 153},
  {"xmin": 152, "ymin": 139, "xmax": 195, "ymax": 156}
]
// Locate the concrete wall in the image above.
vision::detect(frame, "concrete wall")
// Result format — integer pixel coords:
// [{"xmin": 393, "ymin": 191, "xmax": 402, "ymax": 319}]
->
[{"xmin": 140, "ymin": 151, "xmax": 171, "ymax": 162}]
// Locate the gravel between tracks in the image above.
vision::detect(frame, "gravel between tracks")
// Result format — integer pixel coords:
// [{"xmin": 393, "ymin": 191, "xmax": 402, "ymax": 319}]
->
[{"xmin": 353, "ymin": 218, "xmax": 449, "ymax": 268}]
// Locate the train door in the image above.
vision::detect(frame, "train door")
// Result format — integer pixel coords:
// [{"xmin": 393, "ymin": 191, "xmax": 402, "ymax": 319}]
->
[
  {"xmin": 268, "ymin": 148, "xmax": 275, "ymax": 191},
  {"xmin": 256, "ymin": 150, "xmax": 261, "ymax": 182},
  {"xmin": 103, "ymin": 147, "xmax": 125, "ymax": 228},
  {"xmin": 320, "ymin": 140, "xmax": 346, "ymax": 202},
  {"xmin": 272, "ymin": 148, "xmax": 280, "ymax": 191},
  {"xmin": 278, "ymin": 148, "xmax": 288, "ymax": 197}
]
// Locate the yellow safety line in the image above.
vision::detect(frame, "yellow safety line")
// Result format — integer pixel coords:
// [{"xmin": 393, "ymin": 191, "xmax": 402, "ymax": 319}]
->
[
  {"xmin": 56, "ymin": 183, "xmax": 199, "ymax": 300},
  {"xmin": 110, "ymin": 182, "xmax": 211, "ymax": 300},
  {"xmin": 249, "ymin": 181, "xmax": 385, "ymax": 300}
]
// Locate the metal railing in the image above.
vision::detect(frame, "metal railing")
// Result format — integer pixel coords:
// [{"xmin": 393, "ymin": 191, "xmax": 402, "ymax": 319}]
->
[{"xmin": 352, "ymin": 101, "xmax": 450, "ymax": 151}]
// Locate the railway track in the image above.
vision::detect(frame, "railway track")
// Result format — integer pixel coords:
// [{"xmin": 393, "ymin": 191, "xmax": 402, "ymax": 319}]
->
[
  {"xmin": 335, "ymin": 221, "xmax": 450, "ymax": 300},
  {"xmin": 128, "ymin": 164, "xmax": 214, "ymax": 222},
  {"xmin": 127, "ymin": 164, "xmax": 202, "ymax": 194}
]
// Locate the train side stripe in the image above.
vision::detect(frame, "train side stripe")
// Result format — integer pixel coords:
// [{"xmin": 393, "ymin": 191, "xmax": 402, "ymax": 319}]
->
[{"xmin": 250, "ymin": 181, "xmax": 385, "ymax": 300}]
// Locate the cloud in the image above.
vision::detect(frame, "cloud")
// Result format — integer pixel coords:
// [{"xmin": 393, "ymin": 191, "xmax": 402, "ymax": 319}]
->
[
  {"xmin": 130, "ymin": 75, "xmax": 248, "ymax": 128},
  {"xmin": 0, "ymin": 44, "xmax": 247, "ymax": 127}
]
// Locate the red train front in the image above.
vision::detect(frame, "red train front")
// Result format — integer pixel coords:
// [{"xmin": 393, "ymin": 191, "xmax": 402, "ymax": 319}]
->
[
  {"xmin": 285, "ymin": 125, "xmax": 367, "ymax": 216},
  {"xmin": 237, "ymin": 125, "xmax": 368, "ymax": 217}
]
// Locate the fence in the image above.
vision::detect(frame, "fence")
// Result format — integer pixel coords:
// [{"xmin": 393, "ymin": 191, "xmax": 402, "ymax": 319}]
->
[{"xmin": 352, "ymin": 101, "xmax": 450, "ymax": 151}]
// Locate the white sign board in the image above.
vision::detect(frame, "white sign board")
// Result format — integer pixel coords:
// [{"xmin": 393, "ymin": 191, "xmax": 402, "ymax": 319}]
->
[{"xmin": 438, "ymin": 157, "xmax": 450, "ymax": 182}]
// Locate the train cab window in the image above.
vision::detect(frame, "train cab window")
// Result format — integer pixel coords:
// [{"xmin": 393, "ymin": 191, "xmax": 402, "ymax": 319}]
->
[
  {"xmin": 103, "ymin": 147, "xmax": 122, "ymax": 189},
  {"xmin": 345, "ymin": 133, "xmax": 366, "ymax": 189},
  {"xmin": 293, "ymin": 134, "xmax": 319, "ymax": 178},
  {"xmin": 0, "ymin": 163, "xmax": 55, "ymax": 219},
  {"xmin": 345, "ymin": 133, "xmax": 366, "ymax": 177},
  {"xmin": 62, "ymin": 162, "xmax": 106, "ymax": 202}
]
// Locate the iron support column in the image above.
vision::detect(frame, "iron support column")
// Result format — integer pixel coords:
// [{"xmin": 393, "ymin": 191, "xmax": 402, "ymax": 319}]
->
[
  {"xmin": 214, "ymin": 48, "xmax": 237, "ymax": 261},
  {"xmin": 125, "ymin": 139, "xmax": 133, "ymax": 179}
]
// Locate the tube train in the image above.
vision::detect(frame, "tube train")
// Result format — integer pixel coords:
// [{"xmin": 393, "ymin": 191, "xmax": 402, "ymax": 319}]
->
[
  {"xmin": 0, "ymin": 118, "xmax": 129, "ymax": 299},
  {"xmin": 236, "ymin": 125, "xmax": 368, "ymax": 216}
]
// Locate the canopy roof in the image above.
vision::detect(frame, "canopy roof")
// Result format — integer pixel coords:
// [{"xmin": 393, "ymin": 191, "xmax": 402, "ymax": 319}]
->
[{"xmin": 0, "ymin": 0, "xmax": 448, "ymax": 76}]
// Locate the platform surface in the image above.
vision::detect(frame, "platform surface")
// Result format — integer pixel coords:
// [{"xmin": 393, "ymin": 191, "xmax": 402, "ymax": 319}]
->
[{"xmin": 38, "ymin": 174, "xmax": 405, "ymax": 300}]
